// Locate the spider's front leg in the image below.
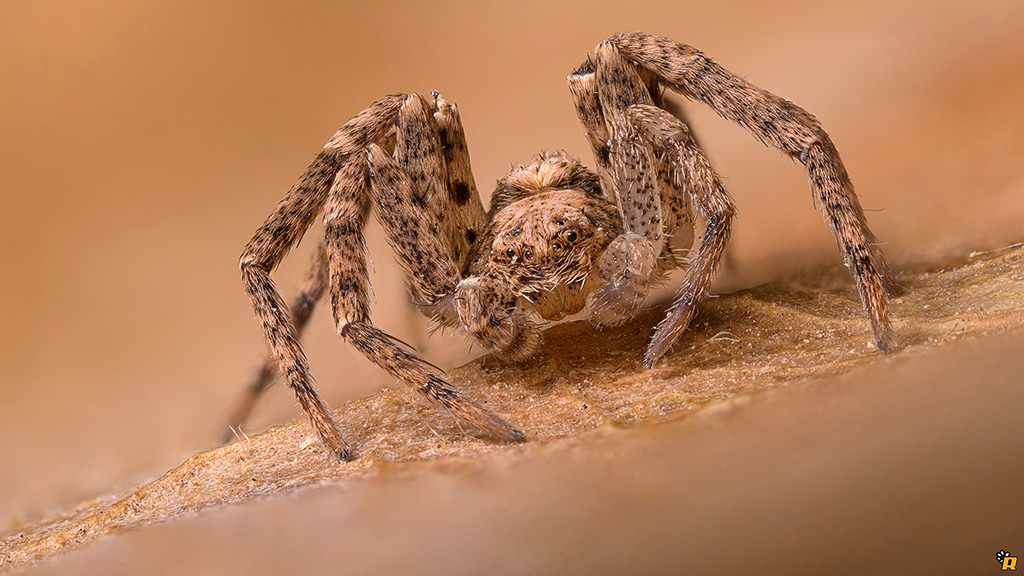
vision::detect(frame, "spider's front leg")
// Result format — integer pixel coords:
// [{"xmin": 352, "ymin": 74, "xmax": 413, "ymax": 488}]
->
[
  {"xmin": 348, "ymin": 142, "xmax": 524, "ymax": 443},
  {"xmin": 596, "ymin": 103, "xmax": 736, "ymax": 367},
  {"xmin": 240, "ymin": 150, "xmax": 359, "ymax": 460},
  {"xmin": 241, "ymin": 96, "xmax": 418, "ymax": 459},
  {"xmin": 574, "ymin": 42, "xmax": 736, "ymax": 369},
  {"xmin": 240, "ymin": 94, "xmax": 522, "ymax": 460},
  {"xmin": 625, "ymin": 105, "xmax": 736, "ymax": 366},
  {"xmin": 610, "ymin": 33, "xmax": 895, "ymax": 353},
  {"xmin": 338, "ymin": 93, "xmax": 524, "ymax": 444},
  {"xmin": 572, "ymin": 43, "xmax": 665, "ymax": 327}
]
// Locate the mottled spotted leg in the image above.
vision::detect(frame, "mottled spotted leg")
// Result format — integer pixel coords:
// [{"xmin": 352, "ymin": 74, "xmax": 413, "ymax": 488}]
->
[
  {"xmin": 239, "ymin": 95, "xmax": 403, "ymax": 460},
  {"xmin": 640, "ymin": 69, "xmax": 698, "ymax": 259},
  {"xmin": 240, "ymin": 150, "xmax": 350, "ymax": 459},
  {"xmin": 622, "ymin": 105, "xmax": 736, "ymax": 366},
  {"xmin": 611, "ymin": 32, "xmax": 895, "ymax": 352},
  {"xmin": 401, "ymin": 94, "xmax": 540, "ymax": 359},
  {"xmin": 567, "ymin": 56, "xmax": 614, "ymax": 198},
  {"xmin": 382, "ymin": 94, "xmax": 485, "ymax": 308},
  {"xmin": 570, "ymin": 60, "xmax": 697, "ymax": 263},
  {"xmin": 570, "ymin": 54, "xmax": 697, "ymax": 274},
  {"xmin": 582, "ymin": 42, "xmax": 665, "ymax": 325},
  {"xmin": 330, "ymin": 140, "xmax": 523, "ymax": 443},
  {"xmin": 430, "ymin": 92, "xmax": 488, "ymax": 272},
  {"xmin": 223, "ymin": 240, "xmax": 328, "ymax": 443}
]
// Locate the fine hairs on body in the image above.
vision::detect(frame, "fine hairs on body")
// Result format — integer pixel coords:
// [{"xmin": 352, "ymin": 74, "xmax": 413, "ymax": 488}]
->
[{"xmin": 232, "ymin": 32, "xmax": 896, "ymax": 460}]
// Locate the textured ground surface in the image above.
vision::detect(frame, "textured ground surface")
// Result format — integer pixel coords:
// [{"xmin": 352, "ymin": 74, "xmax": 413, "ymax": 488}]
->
[{"xmin": 3, "ymin": 245, "xmax": 1023, "ymax": 571}]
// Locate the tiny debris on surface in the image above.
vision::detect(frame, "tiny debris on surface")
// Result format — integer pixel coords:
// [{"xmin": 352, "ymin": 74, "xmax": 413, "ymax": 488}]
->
[{"xmin": 2, "ymin": 245, "xmax": 1023, "ymax": 570}]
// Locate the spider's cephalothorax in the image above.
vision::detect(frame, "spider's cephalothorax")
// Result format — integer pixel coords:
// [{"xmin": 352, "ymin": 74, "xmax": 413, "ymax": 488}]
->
[
  {"xmin": 233, "ymin": 33, "xmax": 896, "ymax": 460},
  {"xmin": 472, "ymin": 155, "xmax": 623, "ymax": 318}
]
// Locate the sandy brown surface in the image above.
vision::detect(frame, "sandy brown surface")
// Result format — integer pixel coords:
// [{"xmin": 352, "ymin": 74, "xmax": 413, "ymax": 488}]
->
[
  {"xmin": 3, "ymin": 245, "xmax": 1024, "ymax": 573},
  {"xmin": 2, "ymin": 0, "xmax": 1023, "ymax": 574}
]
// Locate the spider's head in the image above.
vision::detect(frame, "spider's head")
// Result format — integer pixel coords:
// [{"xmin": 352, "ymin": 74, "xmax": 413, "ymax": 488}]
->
[{"xmin": 485, "ymin": 190, "xmax": 620, "ymax": 321}]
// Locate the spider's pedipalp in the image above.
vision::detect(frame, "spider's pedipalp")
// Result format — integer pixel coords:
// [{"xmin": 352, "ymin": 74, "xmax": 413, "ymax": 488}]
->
[{"xmin": 454, "ymin": 275, "xmax": 541, "ymax": 362}]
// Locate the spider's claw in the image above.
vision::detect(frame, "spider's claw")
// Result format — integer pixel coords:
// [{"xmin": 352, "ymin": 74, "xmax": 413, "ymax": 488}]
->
[
  {"xmin": 874, "ymin": 336, "xmax": 893, "ymax": 354},
  {"xmin": 330, "ymin": 445, "xmax": 353, "ymax": 462},
  {"xmin": 849, "ymin": 247, "xmax": 897, "ymax": 354},
  {"xmin": 869, "ymin": 315, "xmax": 896, "ymax": 354},
  {"xmin": 314, "ymin": 420, "xmax": 353, "ymax": 462}
]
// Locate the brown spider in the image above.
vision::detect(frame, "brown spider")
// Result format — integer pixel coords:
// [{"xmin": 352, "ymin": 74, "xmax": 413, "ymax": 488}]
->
[{"xmin": 232, "ymin": 33, "xmax": 896, "ymax": 460}]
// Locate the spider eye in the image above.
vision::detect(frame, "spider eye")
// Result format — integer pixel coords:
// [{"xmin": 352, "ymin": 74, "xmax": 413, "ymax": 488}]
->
[
  {"xmin": 505, "ymin": 247, "xmax": 517, "ymax": 260},
  {"xmin": 524, "ymin": 249, "xmax": 533, "ymax": 261},
  {"xmin": 565, "ymin": 230, "xmax": 578, "ymax": 243}
]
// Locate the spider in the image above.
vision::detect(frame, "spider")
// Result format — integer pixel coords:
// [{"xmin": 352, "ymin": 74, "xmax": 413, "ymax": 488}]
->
[{"xmin": 232, "ymin": 32, "xmax": 895, "ymax": 460}]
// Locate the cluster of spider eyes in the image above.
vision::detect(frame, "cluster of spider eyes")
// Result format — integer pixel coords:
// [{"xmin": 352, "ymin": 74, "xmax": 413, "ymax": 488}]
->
[{"xmin": 503, "ymin": 221, "xmax": 580, "ymax": 263}]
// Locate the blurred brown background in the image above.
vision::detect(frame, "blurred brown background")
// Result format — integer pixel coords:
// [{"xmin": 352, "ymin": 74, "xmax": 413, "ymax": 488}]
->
[{"xmin": 2, "ymin": 0, "xmax": 1023, "ymax": 573}]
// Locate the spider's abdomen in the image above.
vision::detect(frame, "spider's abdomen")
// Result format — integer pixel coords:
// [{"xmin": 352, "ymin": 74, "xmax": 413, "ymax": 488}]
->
[{"xmin": 487, "ymin": 151, "xmax": 604, "ymax": 214}]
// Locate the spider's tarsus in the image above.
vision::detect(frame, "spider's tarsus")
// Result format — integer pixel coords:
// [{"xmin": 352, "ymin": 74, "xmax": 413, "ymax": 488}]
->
[
  {"xmin": 872, "ymin": 326, "xmax": 896, "ymax": 354},
  {"xmin": 508, "ymin": 427, "xmax": 528, "ymax": 444},
  {"xmin": 460, "ymin": 407, "xmax": 526, "ymax": 444},
  {"xmin": 331, "ymin": 446, "xmax": 353, "ymax": 462},
  {"xmin": 433, "ymin": 384, "xmax": 526, "ymax": 444},
  {"xmin": 491, "ymin": 420, "xmax": 527, "ymax": 444}
]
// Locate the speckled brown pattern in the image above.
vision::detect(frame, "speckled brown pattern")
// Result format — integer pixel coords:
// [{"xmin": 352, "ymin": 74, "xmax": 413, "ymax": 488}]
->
[
  {"xmin": 609, "ymin": 32, "xmax": 894, "ymax": 352},
  {"xmin": 234, "ymin": 33, "xmax": 894, "ymax": 459}
]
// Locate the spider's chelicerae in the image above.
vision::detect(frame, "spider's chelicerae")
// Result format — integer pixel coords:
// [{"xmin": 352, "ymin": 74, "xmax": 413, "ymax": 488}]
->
[{"xmin": 233, "ymin": 33, "xmax": 896, "ymax": 460}]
